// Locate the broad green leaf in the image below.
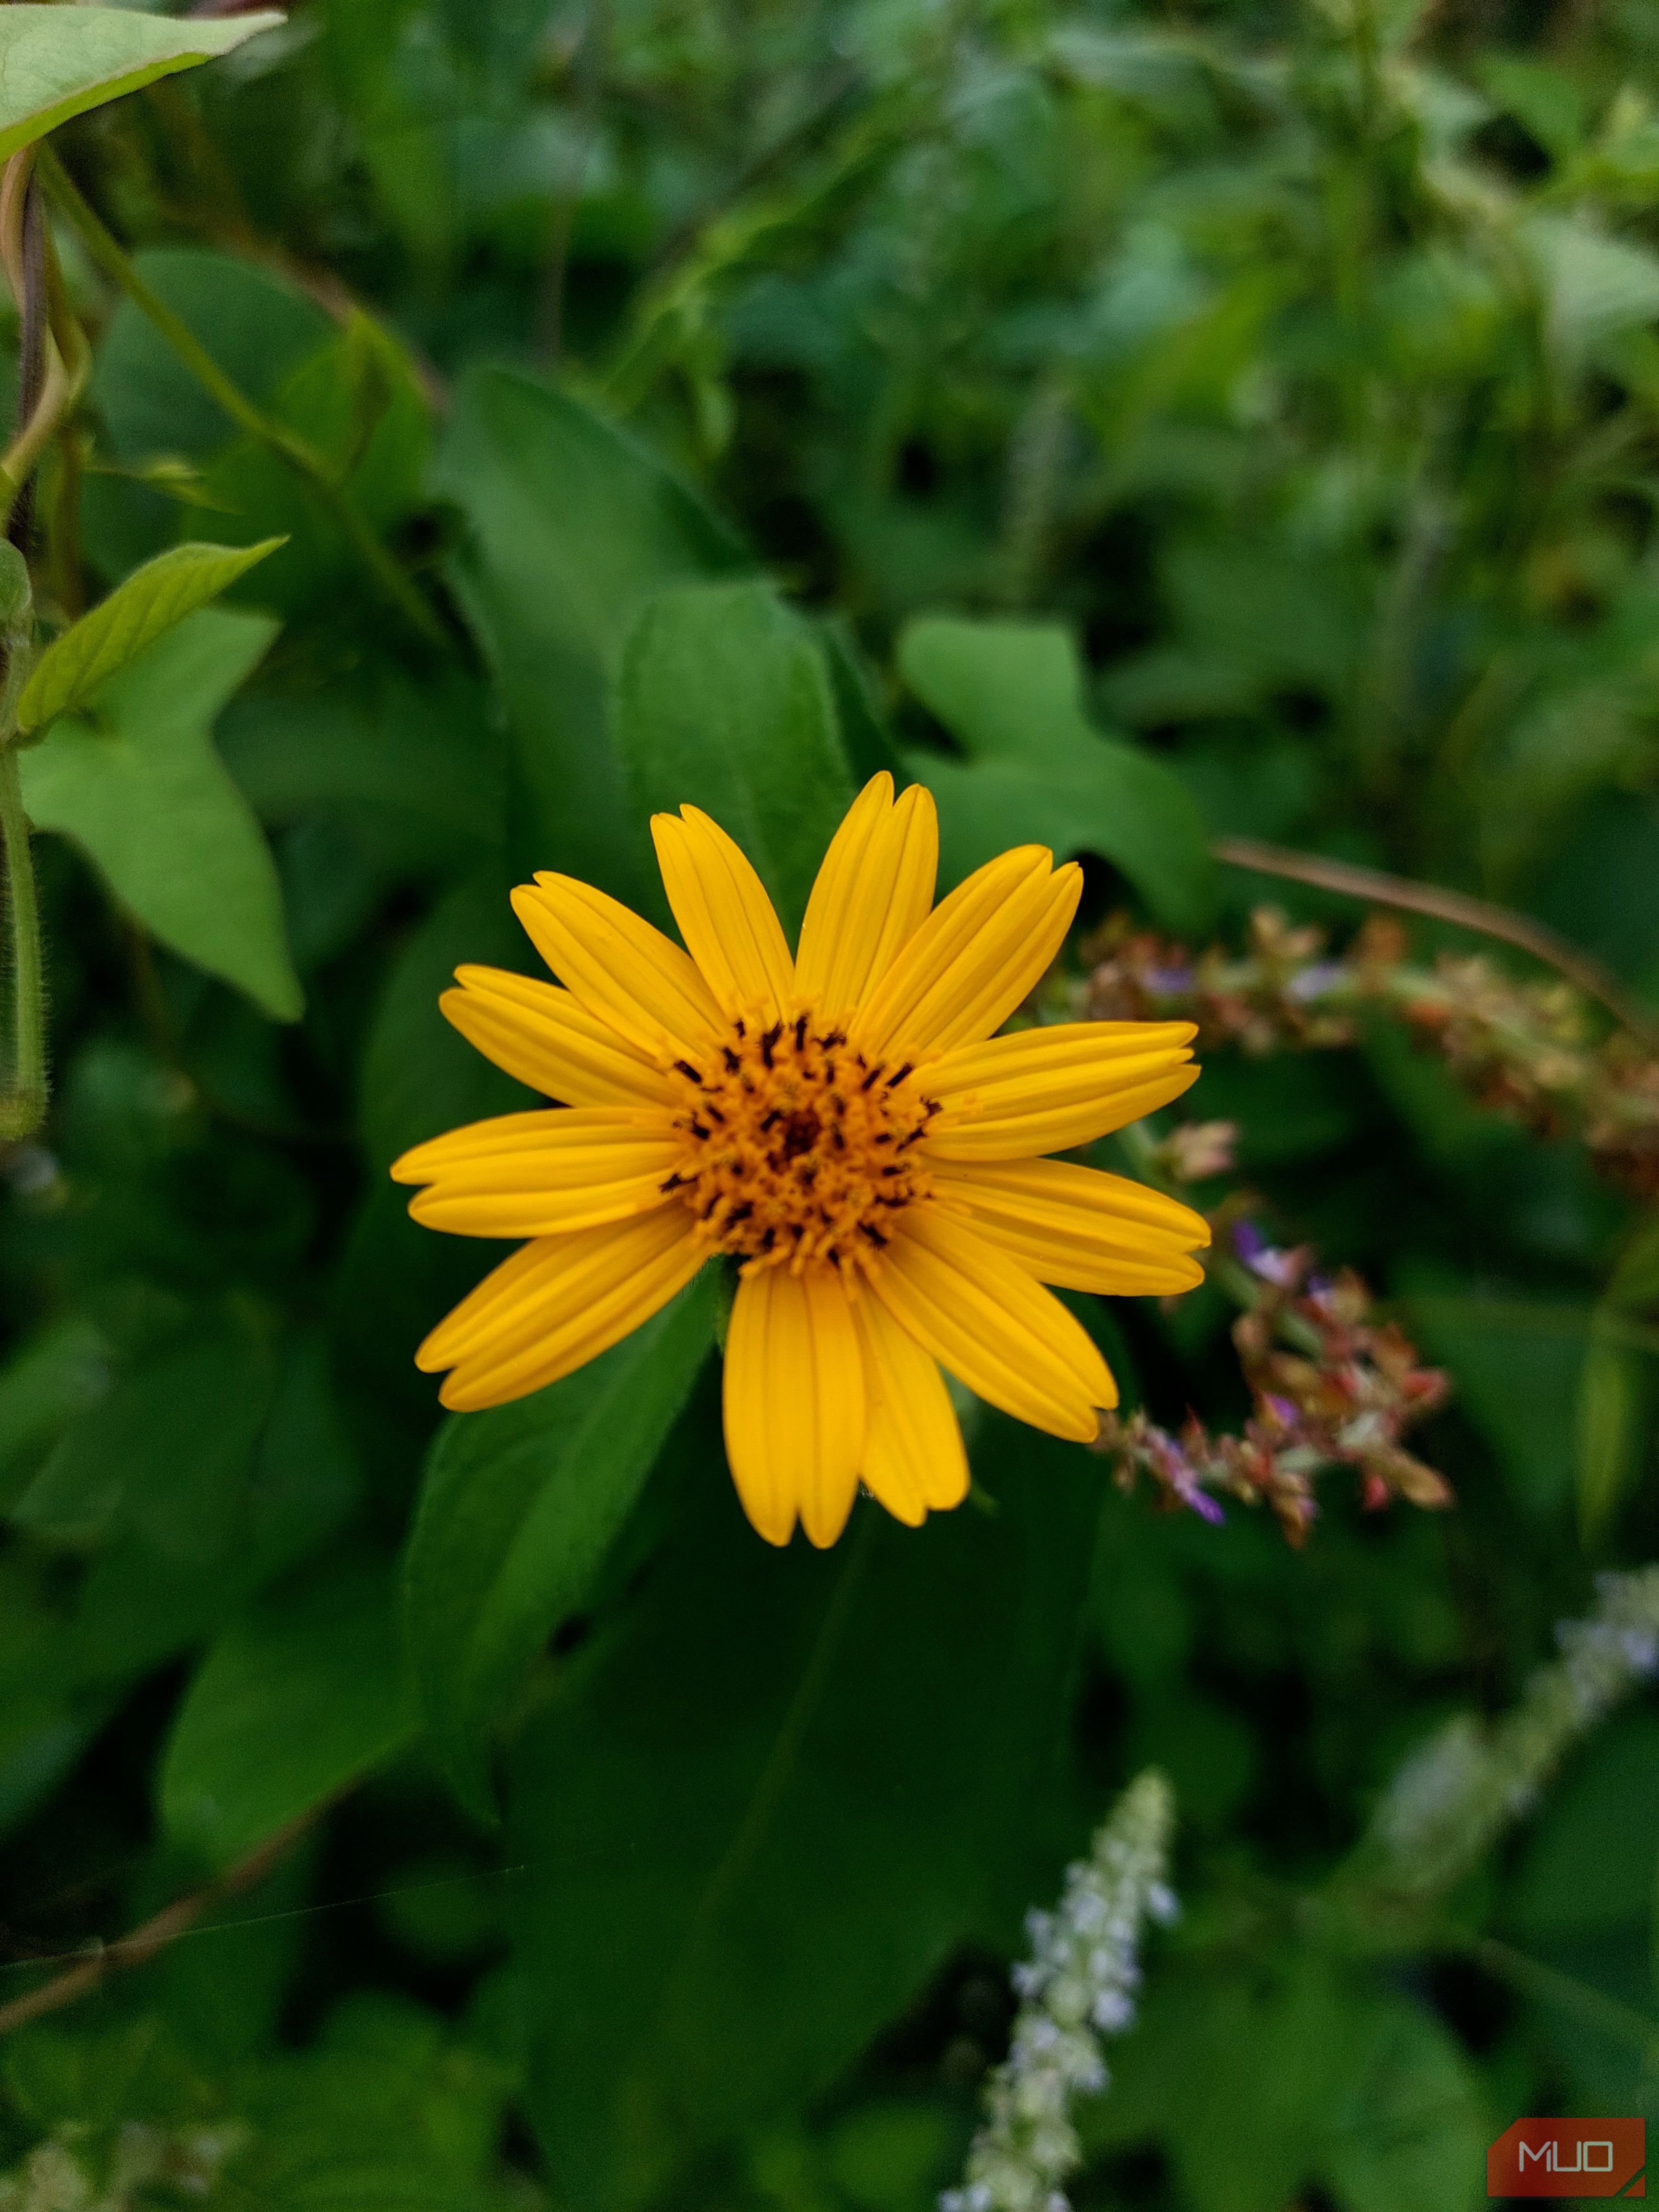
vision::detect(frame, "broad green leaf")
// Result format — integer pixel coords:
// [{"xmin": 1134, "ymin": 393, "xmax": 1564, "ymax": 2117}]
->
[
  {"xmin": 0, "ymin": 1555, "xmax": 114, "ymax": 1844},
  {"xmin": 615, "ymin": 581, "xmax": 855, "ymax": 939},
  {"xmin": 1086, "ymin": 1956, "xmax": 1485, "ymax": 2212},
  {"xmin": 404, "ymin": 1272, "xmax": 717, "ymax": 1821},
  {"xmin": 508, "ymin": 1413, "xmax": 1102, "ymax": 2210},
  {"xmin": 231, "ymin": 1995, "xmax": 519, "ymax": 2210},
  {"xmin": 433, "ymin": 368, "xmax": 747, "ymax": 900},
  {"xmin": 359, "ymin": 871, "xmax": 533, "ymax": 1174},
  {"xmin": 1160, "ymin": 1958, "xmax": 1358, "ymax": 2212},
  {"xmin": 1316, "ymin": 1993, "xmax": 1488, "ymax": 2212},
  {"xmin": 50, "ymin": 1332, "xmax": 356, "ymax": 1698},
  {"xmin": 14, "ymin": 1322, "xmax": 273, "ymax": 1559},
  {"xmin": 17, "ymin": 539, "xmax": 286, "ymax": 734},
  {"xmin": 0, "ymin": 7, "xmax": 284, "ymax": 160},
  {"xmin": 1401, "ymin": 1283, "xmax": 1589, "ymax": 1515},
  {"xmin": 1480, "ymin": 56, "xmax": 1584, "ymax": 163},
  {"xmin": 1511, "ymin": 1714, "xmax": 1659, "ymax": 1940},
  {"xmin": 0, "ymin": 1318, "xmax": 111, "ymax": 1514},
  {"xmin": 20, "ymin": 608, "xmax": 303, "ymax": 1021},
  {"xmin": 1523, "ymin": 214, "xmax": 1659, "ymax": 359},
  {"xmin": 897, "ymin": 616, "xmax": 1214, "ymax": 922},
  {"xmin": 91, "ymin": 249, "xmax": 332, "ymax": 466},
  {"xmin": 218, "ymin": 666, "xmax": 506, "ymax": 871},
  {"xmin": 1507, "ymin": 1717, "xmax": 1659, "ymax": 2119},
  {"xmin": 160, "ymin": 1562, "xmax": 418, "ymax": 1871},
  {"xmin": 194, "ymin": 315, "xmax": 432, "ymax": 617}
]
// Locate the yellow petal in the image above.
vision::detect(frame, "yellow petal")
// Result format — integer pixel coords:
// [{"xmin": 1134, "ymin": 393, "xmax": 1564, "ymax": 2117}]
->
[
  {"xmin": 850, "ymin": 1292, "xmax": 968, "ymax": 1526},
  {"xmin": 871, "ymin": 1207, "xmax": 1116, "ymax": 1441},
  {"xmin": 511, "ymin": 874, "xmax": 725, "ymax": 1062},
  {"xmin": 853, "ymin": 848, "xmax": 1082, "ymax": 1060},
  {"xmin": 651, "ymin": 806, "xmax": 795, "ymax": 1019},
  {"xmin": 722, "ymin": 1262, "xmax": 867, "ymax": 1548},
  {"xmin": 442, "ymin": 966, "xmax": 675, "ymax": 1109},
  {"xmin": 924, "ymin": 1022, "xmax": 1199, "ymax": 1161},
  {"xmin": 932, "ymin": 1158, "xmax": 1209, "ymax": 1294},
  {"xmin": 392, "ymin": 1107, "xmax": 683, "ymax": 1238},
  {"xmin": 418, "ymin": 1207, "xmax": 705, "ymax": 1409},
  {"xmin": 795, "ymin": 774, "xmax": 938, "ymax": 1021}
]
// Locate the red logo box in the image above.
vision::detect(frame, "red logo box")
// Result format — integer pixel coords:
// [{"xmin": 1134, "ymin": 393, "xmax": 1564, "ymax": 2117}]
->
[{"xmin": 1489, "ymin": 2118, "xmax": 1645, "ymax": 2198}]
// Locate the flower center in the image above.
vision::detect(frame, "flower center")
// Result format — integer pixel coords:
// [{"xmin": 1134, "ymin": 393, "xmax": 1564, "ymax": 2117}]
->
[{"xmin": 664, "ymin": 1012, "xmax": 940, "ymax": 1274}]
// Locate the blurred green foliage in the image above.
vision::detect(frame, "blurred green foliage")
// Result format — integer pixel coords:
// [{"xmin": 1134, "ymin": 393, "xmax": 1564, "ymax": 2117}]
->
[{"xmin": 2, "ymin": 0, "xmax": 1659, "ymax": 2205}]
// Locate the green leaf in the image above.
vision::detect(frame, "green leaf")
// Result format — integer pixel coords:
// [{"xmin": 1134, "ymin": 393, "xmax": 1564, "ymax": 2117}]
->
[
  {"xmin": 404, "ymin": 1272, "xmax": 717, "ymax": 1821},
  {"xmin": 14, "ymin": 1321, "xmax": 274, "ymax": 1558},
  {"xmin": 91, "ymin": 249, "xmax": 332, "ymax": 466},
  {"xmin": 897, "ymin": 616, "xmax": 1215, "ymax": 922},
  {"xmin": 0, "ymin": 6, "xmax": 285, "ymax": 160},
  {"xmin": 615, "ymin": 581, "xmax": 855, "ymax": 938},
  {"xmin": 1158, "ymin": 1959, "xmax": 1358, "ymax": 2212},
  {"xmin": 1575, "ymin": 1332, "xmax": 1646, "ymax": 1548},
  {"xmin": 0, "ymin": 1317, "xmax": 112, "ymax": 1515},
  {"xmin": 1522, "ymin": 214, "xmax": 1659, "ymax": 359},
  {"xmin": 1087, "ymin": 1956, "xmax": 1486, "ymax": 2212},
  {"xmin": 218, "ymin": 666, "xmax": 506, "ymax": 870},
  {"xmin": 359, "ymin": 871, "xmax": 533, "ymax": 1174},
  {"xmin": 233, "ymin": 1994, "xmax": 519, "ymax": 2210},
  {"xmin": 1512, "ymin": 1714, "xmax": 1659, "ymax": 1942},
  {"xmin": 433, "ymin": 367, "xmax": 747, "ymax": 900},
  {"xmin": 1608, "ymin": 1214, "xmax": 1659, "ymax": 1313},
  {"xmin": 1401, "ymin": 1278, "xmax": 1591, "ymax": 1515},
  {"xmin": 1506, "ymin": 1716, "xmax": 1659, "ymax": 2117},
  {"xmin": 20, "ymin": 607, "xmax": 303, "ymax": 1021},
  {"xmin": 508, "ymin": 1415, "xmax": 1102, "ymax": 2210},
  {"xmin": 1316, "ymin": 1993, "xmax": 1489, "ymax": 2212},
  {"xmin": 17, "ymin": 539, "xmax": 286, "ymax": 734},
  {"xmin": 193, "ymin": 315, "xmax": 432, "ymax": 617},
  {"xmin": 159, "ymin": 1561, "xmax": 418, "ymax": 1871}
]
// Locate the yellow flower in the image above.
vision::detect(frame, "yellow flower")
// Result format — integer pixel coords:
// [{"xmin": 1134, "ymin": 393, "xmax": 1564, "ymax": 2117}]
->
[{"xmin": 391, "ymin": 774, "xmax": 1208, "ymax": 1547}]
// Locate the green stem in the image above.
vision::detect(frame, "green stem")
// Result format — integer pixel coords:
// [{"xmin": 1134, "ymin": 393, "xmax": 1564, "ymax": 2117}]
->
[
  {"xmin": 0, "ymin": 746, "xmax": 46, "ymax": 1140},
  {"xmin": 35, "ymin": 146, "xmax": 446, "ymax": 650}
]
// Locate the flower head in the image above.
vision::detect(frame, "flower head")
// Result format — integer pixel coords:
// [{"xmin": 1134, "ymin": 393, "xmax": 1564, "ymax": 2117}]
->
[{"xmin": 392, "ymin": 775, "xmax": 1206, "ymax": 1546}]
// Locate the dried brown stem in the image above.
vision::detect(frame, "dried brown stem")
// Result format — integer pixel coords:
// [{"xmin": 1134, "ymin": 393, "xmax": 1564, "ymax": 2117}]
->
[
  {"xmin": 1212, "ymin": 835, "xmax": 1657, "ymax": 1042},
  {"xmin": 0, "ymin": 1811, "xmax": 315, "ymax": 2039}
]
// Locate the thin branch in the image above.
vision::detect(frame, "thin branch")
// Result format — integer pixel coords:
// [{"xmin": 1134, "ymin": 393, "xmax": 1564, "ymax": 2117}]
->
[
  {"xmin": 1212, "ymin": 834, "xmax": 1658, "ymax": 1041},
  {"xmin": 35, "ymin": 145, "xmax": 446, "ymax": 650},
  {"xmin": 6, "ymin": 170, "xmax": 46, "ymax": 552},
  {"xmin": 0, "ymin": 1811, "xmax": 315, "ymax": 2039},
  {"xmin": 537, "ymin": 0, "xmax": 608, "ymax": 366}
]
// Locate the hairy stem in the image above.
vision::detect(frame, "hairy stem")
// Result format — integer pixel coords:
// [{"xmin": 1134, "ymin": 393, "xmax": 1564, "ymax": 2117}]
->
[{"xmin": 0, "ymin": 744, "xmax": 46, "ymax": 1139}]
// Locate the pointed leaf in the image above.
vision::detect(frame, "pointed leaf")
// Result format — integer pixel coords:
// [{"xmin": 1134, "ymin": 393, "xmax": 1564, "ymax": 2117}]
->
[
  {"xmin": 17, "ymin": 539, "xmax": 285, "ymax": 734},
  {"xmin": 0, "ymin": 6, "xmax": 285, "ymax": 159},
  {"xmin": 404, "ymin": 1273, "xmax": 717, "ymax": 1822},
  {"xmin": 1576, "ymin": 1333, "xmax": 1646, "ymax": 1548},
  {"xmin": 160, "ymin": 1561, "xmax": 418, "ymax": 1871},
  {"xmin": 433, "ymin": 367, "xmax": 747, "ymax": 899},
  {"xmin": 898, "ymin": 615, "xmax": 1215, "ymax": 923},
  {"xmin": 615, "ymin": 581, "xmax": 855, "ymax": 938},
  {"xmin": 508, "ymin": 1414, "xmax": 1103, "ymax": 2209},
  {"xmin": 20, "ymin": 608, "xmax": 302, "ymax": 1021}
]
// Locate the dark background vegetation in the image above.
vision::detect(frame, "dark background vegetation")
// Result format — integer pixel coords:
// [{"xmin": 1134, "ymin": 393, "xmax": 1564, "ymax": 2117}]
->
[{"xmin": 3, "ymin": 0, "xmax": 1659, "ymax": 2205}]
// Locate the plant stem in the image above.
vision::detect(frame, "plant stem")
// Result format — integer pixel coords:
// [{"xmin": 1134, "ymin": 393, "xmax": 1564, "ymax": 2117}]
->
[
  {"xmin": 0, "ymin": 744, "xmax": 46, "ymax": 1139},
  {"xmin": 0, "ymin": 1808, "xmax": 318, "ymax": 2038},
  {"xmin": 35, "ymin": 145, "xmax": 446, "ymax": 650},
  {"xmin": 1212, "ymin": 833, "xmax": 1655, "ymax": 1040}
]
